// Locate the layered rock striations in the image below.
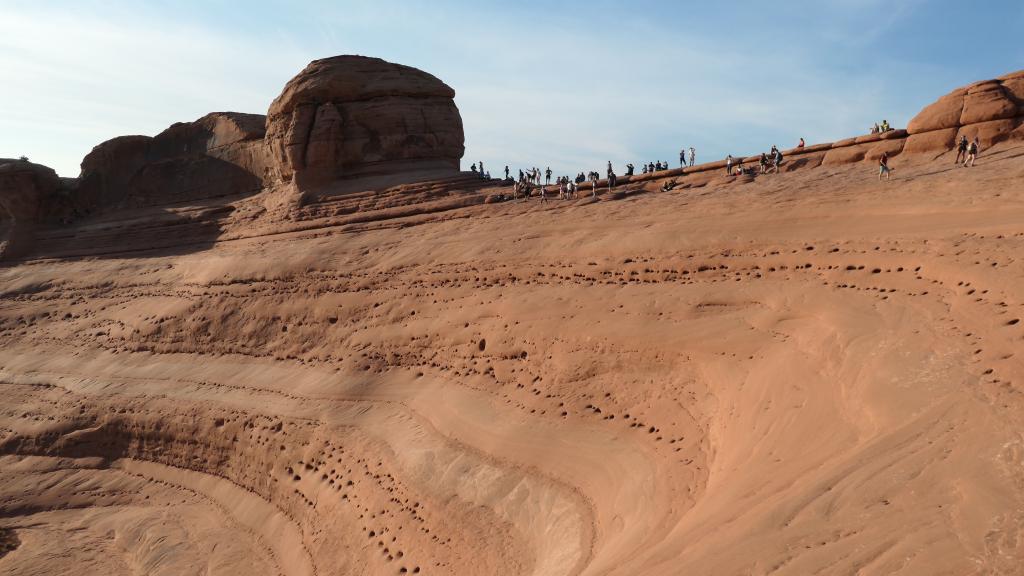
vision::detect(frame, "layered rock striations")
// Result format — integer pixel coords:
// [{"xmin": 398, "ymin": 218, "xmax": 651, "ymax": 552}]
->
[{"xmin": 265, "ymin": 56, "xmax": 465, "ymax": 189}]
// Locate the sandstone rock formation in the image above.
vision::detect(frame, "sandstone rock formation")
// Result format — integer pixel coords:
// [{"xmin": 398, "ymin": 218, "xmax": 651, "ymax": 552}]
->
[
  {"xmin": 78, "ymin": 112, "xmax": 268, "ymax": 210},
  {"xmin": 905, "ymin": 70, "xmax": 1024, "ymax": 154},
  {"xmin": 265, "ymin": 56, "xmax": 465, "ymax": 189},
  {"xmin": 0, "ymin": 159, "xmax": 60, "ymax": 259}
]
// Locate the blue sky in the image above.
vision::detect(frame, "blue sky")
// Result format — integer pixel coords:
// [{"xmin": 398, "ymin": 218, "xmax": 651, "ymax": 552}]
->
[{"xmin": 1, "ymin": 0, "xmax": 1022, "ymax": 177}]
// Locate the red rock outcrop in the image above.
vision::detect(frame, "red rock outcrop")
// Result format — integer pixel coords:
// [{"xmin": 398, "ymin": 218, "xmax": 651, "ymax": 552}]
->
[
  {"xmin": 265, "ymin": 56, "xmax": 465, "ymax": 190},
  {"xmin": 905, "ymin": 70, "xmax": 1024, "ymax": 154},
  {"xmin": 0, "ymin": 159, "xmax": 60, "ymax": 259},
  {"xmin": 78, "ymin": 112, "xmax": 269, "ymax": 210}
]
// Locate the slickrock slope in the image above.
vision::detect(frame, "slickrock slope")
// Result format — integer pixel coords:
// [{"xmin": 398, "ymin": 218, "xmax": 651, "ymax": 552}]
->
[{"xmin": 3, "ymin": 67, "xmax": 1024, "ymax": 576}]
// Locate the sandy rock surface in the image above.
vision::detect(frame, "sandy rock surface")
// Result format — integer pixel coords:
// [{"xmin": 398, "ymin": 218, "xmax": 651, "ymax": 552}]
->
[{"xmin": 4, "ymin": 64, "xmax": 1024, "ymax": 576}]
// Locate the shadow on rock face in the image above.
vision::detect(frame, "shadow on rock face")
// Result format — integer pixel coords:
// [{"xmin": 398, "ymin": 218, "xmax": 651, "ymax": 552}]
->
[{"xmin": 0, "ymin": 527, "xmax": 20, "ymax": 559}]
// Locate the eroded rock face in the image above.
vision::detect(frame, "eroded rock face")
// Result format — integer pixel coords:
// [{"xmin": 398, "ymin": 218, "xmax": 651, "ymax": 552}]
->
[
  {"xmin": 0, "ymin": 159, "xmax": 60, "ymax": 259},
  {"xmin": 265, "ymin": 56, "xmax": 465, "ymax": 189},
  {"xmin": 78, "ymin": 112, "xmax": 269, "ymax": 210},
  {"xmin": 906, "ymin": 70, "xmax": 1024, "ymax": 153}
]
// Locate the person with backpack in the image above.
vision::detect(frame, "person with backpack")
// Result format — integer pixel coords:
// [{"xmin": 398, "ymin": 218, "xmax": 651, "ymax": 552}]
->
[{"xmin": 954, "ymin": 136, "xmax": 968, "ymax": 165}]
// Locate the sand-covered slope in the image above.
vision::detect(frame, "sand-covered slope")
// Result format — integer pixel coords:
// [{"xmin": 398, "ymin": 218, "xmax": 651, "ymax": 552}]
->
[{"xmin": 3, "ymin": 136, "xmax": 1024, "ymax": 575}]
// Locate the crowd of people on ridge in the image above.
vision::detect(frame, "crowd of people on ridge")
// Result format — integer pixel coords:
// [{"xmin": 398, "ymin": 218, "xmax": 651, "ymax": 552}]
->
[{"xmin": 474, "ymin": 121, "xmax": 990, "ymax": 202}]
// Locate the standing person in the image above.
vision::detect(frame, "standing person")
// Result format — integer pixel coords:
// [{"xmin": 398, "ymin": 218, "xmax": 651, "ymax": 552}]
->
[
  {"xmin": 505, "ymin": 165, "xmax": 510, "ymax": 180},
  {"xmin": 545, "ymin": 167, "xmax": 552, "ymax": 184},
  {"xmin": 688, "ymin": 147, "xmax": 695, "ymax": 167},
  {"xmin": 680, "ymin": 149, "xmax": 686, "ymax": 167},
  {"xmin": 590, "ymin": 172, "xmax": 599, "ymax": 198},
  {"xmin": 608, "ymin": 171, "xmax": 617, "ymax": 191},
  {"xmin": 606, "ymin": 161, "xmax": 613, "ymax": 177},
  {"xmin": 955, "ymin": 136, "xmax": 969, "ymax": 165},
  {"xmin": 479, "ymin": 161, "xmax": 485, "ymax": 176},
  {"xmin": 878, "ymin": 151, "xmax": 892, "ymax": 180},
  {"xmin": 964, "ymin": 137, "xmax": 979, "ymax": 167},
  {"xmin": 725, "ymin": 154, "xmax": 733, "ymax": 175},
  {"xmin": 759, "ymin": 153, "xmax": 768, "ymax": 174}
]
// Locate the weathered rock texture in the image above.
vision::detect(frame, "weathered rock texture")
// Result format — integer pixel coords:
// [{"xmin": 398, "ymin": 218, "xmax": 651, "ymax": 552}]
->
[
  {"xmin": 0, "ymin": 159, "xmax": 61, "ymax": 259},
  {"xmin": 265, "ymin": 56, "xmax": 465, "ymax": 189},
  {"xmin": 905, "ymin": 70, "xmax": 1024, "ymax": 154},
  {"xmin": 78, "ymin": 112, "xmax": 268, "ymax": 210}
]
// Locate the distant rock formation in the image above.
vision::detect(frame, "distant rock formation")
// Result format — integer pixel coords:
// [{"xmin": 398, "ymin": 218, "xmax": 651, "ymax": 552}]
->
[
  {"xmin": 905, "ymin": 71, "xmax": 1024, "ymax": 154},
  {"xmin": 265, "ymin": 56, "xmax": 465, "ymax": 190},
  {"xmin": 78, "ymin": 112, "xmax": 268, "ymax": 210},
  {"xmin": 0, "ymin": 159, "xmax": 61, "ymax": 259},
  {"xmin": 6, "ymin": 60, "xmax": 1024, "ymax": 261}
]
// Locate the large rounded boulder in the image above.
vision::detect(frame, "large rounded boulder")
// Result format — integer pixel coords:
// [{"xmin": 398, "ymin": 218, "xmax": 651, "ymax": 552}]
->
[
  {"xmin": 905, "ymin": 70, "xmax": 1024, "ymax": 153},
  {"xmin": 265, "ymin": 55, "xmax": 465, "ymax": 189}
]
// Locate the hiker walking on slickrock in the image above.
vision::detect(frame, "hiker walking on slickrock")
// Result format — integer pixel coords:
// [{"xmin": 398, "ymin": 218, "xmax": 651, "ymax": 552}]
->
[
  {"xmin": 955, "ymin": 136, "xmax": 969, "ymax": 165},
  {"xmin": 964, "ymin": 137, "xmax": 979, "ymax": 167},
  {"xmin": 878, "ymin": 152, "xmax": 892, "ymax": 180},
  {"xmin": 680, "ymin": 149, "xmax": 686, "ymax": 167}
]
